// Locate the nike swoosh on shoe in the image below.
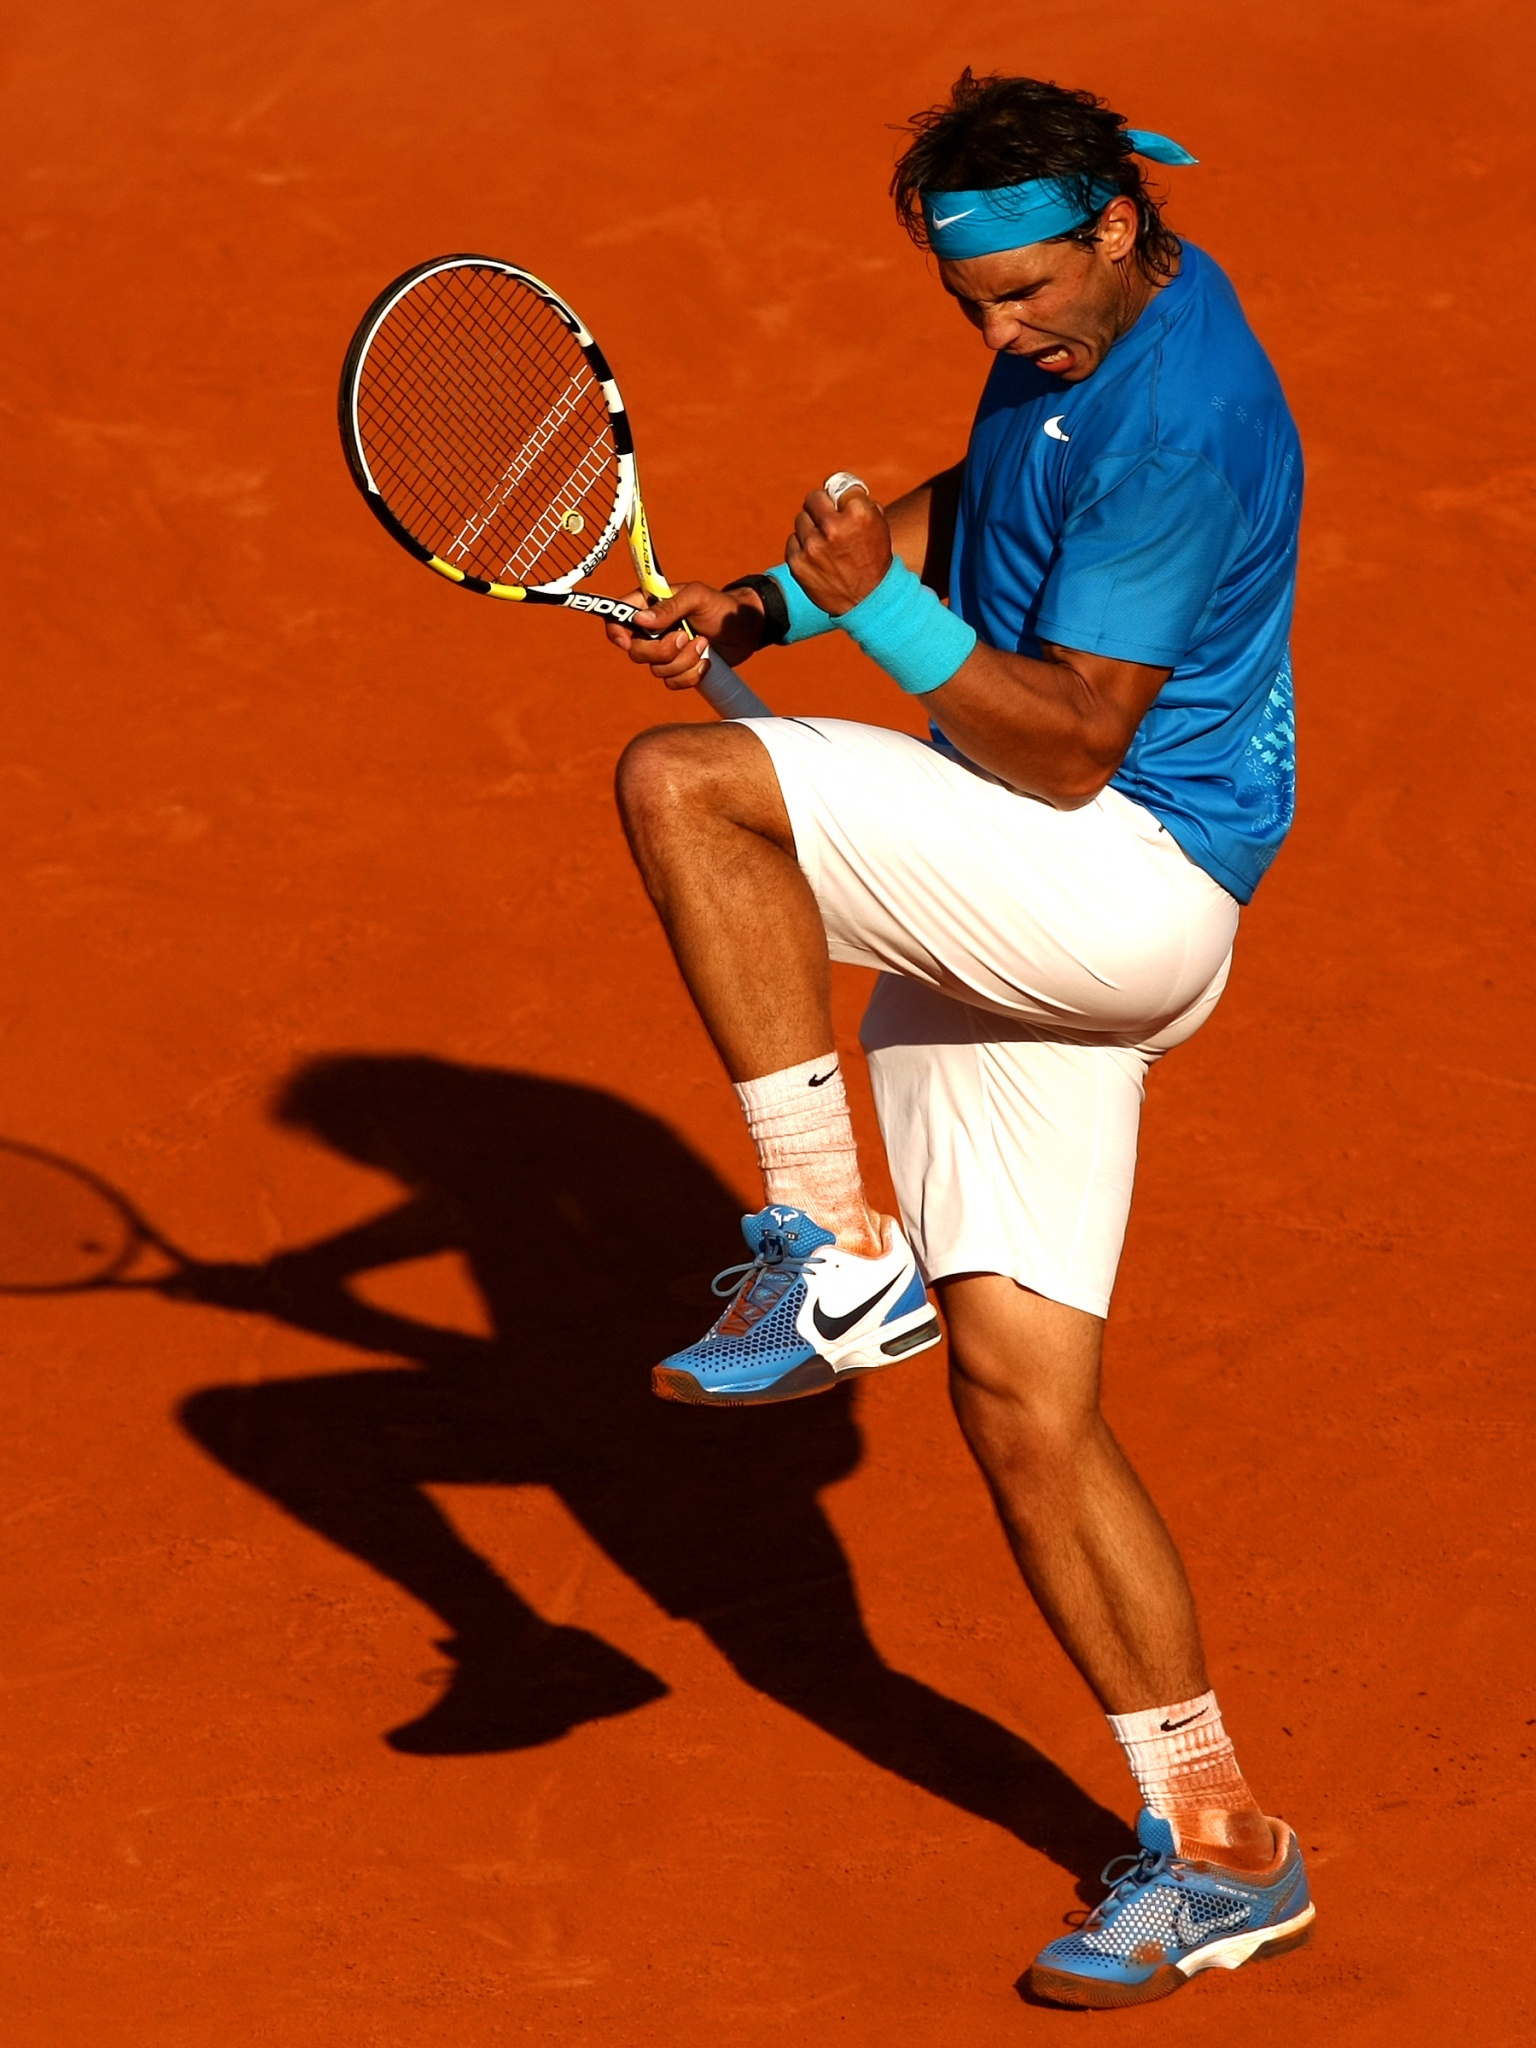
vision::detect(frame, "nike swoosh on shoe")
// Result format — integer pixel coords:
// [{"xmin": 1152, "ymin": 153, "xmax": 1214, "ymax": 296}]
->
[{"xmin": 811, "ymin": 1273, "xmax": 902, "ymax": 1342}]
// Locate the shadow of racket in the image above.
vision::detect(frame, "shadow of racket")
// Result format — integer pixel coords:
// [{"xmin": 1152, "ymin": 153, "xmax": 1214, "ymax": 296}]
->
[{"xmin": 0, "ymin": 1139, "xmax": 197, "ymax": 1294}]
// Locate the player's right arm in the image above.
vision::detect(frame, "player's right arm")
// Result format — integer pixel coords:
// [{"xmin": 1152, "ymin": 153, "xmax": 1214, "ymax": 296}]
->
[
  {"xmin": 602, "ymin": 583, "xmax": 768, "ymax": 690},
  {"xmin": 604, "ymin": 461, "xmax": 966, "ymax": 691}
]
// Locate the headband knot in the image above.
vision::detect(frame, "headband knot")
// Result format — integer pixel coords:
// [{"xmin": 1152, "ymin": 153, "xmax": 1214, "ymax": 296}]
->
[{"xmin": 920, "ymin": 128, "xmax": 1197, "ymax": 262}]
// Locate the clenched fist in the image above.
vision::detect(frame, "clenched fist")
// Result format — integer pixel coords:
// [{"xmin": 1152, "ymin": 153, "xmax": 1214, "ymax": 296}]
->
[{"xmin": 784, "ymin": 484, "xmax": 893, "ymax": 616}]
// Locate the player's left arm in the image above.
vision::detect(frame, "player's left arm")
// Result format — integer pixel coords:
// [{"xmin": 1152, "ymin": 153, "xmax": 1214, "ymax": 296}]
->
[
  {"xmin": 883, "ymin": 463, "xmax": 964, "ymax": 596},
  {"xmin": 787, "ymin": 486, "xmax": 1168, "ymax": 807},
  {"xmin": 925, "ymin": 638, "xmax": 1171, "ymax": 807}
]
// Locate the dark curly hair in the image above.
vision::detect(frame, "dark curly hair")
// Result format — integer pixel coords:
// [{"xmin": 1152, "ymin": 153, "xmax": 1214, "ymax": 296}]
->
[{"xmin": 892, "ymin": 71, "xmax": 1182, "ymax": 280}]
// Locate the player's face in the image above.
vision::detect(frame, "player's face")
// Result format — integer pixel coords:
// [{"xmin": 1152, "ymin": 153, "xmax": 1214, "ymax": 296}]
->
[{"xmin": 937, "ymin": 199, "xmax": 1151, "ymax": 381}]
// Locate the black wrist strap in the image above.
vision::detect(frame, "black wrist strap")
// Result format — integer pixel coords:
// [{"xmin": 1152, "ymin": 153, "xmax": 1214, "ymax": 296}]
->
[{"xmin": 723, "ymin": 572, "xmax": 790, "ymax": 648}]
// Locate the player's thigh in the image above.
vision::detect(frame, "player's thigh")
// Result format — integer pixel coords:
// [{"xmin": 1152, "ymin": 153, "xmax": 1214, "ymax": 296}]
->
[
  {"xmin": 740, "ymin": 716, "xmax": 1236, "ymax": 1037},
  {"xmin": 861, "ymin": 974, "xmax": 1151, "ymax": 1321}
]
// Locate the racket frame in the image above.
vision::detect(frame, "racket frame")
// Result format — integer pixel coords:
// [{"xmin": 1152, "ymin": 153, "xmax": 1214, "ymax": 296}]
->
[
  {"xmin": 0, "ymin": 1140, "xmax": 160, "ymax": 1293},
  {"xmin": 341, "ymin": 255, "xmax": 682, "ymax": 632}
]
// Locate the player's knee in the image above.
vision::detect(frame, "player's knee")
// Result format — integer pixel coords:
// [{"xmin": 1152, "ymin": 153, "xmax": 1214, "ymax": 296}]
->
[
  {"xmin": 940, "ymin": 1281, "xmax": 1102, "ymax": 1450},
  {"xmin": 615, "ymin": 725, "xmax": 719, "ymax": 833},
  {"xmin": 948, "ymin": 1342, "xmax": 1099, "ymax": 1471},
  {"xmin": 615, "ymin": 723, "xmax": 774, "ymax": 845}
]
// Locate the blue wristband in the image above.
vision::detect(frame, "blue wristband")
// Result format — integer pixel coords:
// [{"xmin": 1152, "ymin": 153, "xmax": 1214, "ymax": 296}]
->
[
  {"xmin": 837, "ymin": 558, "xmax": 977, "ymax": 695},
  {"xmin": 765, "ymin": 562, "xmax": 836, "ymax": 645}
]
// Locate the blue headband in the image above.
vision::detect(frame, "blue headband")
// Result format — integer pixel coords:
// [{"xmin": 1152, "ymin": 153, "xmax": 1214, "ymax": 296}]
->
[{"xmin": 920, "ymin": 129, "xmax": 1197, "ymax": 261}]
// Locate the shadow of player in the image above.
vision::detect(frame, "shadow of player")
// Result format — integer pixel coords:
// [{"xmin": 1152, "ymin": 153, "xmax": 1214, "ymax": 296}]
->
[{"xmin": 176, "ymin": 1052, "xmax": 1129, "ymax": 1884}]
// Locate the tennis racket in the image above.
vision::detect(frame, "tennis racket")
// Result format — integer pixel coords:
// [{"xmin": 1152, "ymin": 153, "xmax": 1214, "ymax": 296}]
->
[
  {"xmin": 0, "ymin": 1141, "xmax": 193, "ymax": 1293},
  {"xmin": 338, "ymin": 254, "xmax": 770, "ymax": 721}
]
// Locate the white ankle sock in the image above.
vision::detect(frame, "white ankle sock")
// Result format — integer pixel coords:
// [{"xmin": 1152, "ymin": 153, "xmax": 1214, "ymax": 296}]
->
[
  {"xmin": 1107, "ymin": 1691, "xmax": 1271, "ymax": 1866},
  {"xmin": 733, "ymin": 1055, "xmax": 878, "ymax": 1250}
]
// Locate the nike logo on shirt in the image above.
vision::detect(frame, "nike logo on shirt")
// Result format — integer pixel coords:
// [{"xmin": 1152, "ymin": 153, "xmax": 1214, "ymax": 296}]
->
[{"xmin": 812, "ymin": 1273, "xmax": 901, "ymax": 1341}]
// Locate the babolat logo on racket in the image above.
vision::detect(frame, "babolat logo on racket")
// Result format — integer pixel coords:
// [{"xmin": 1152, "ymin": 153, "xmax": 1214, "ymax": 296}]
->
[{"xmin": 566, "ymin": 594, "xmax": 630, "ymax": 617}]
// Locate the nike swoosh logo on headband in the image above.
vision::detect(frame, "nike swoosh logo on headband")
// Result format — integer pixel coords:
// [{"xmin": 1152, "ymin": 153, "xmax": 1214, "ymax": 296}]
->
[{"xmin": 930, "ymin": 208, "xmax": 975, "ymax": 230}]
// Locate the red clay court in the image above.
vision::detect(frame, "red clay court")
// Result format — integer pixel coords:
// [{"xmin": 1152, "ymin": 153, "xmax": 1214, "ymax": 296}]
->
[{"xmin": 2, "ymin": 2, "xmax": 1532, "ymax": 2041}]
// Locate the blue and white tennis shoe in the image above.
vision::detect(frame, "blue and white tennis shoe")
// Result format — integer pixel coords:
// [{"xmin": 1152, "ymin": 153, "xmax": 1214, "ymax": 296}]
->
[
  {"xmin": 653, "ymin": 1204, "xmax": 941, "ymax": 1405},
  {"xmin": 1030, "ymin": 1808, "xmax": 1314, "ymax": 2008}
]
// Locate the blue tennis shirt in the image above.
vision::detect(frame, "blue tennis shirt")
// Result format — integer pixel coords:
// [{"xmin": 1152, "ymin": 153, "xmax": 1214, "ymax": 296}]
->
[{"xmin": 949, "ymin": 243, "xmax": 1302, "ymax": 903}]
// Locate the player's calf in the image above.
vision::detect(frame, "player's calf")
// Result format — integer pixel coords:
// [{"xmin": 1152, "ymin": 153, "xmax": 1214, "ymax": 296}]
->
[{"xmin": 615, "ymin": 727, "xmax": 836, "ymax": 1086}]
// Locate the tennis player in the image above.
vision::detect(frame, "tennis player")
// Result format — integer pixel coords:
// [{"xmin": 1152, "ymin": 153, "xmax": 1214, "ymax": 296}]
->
[{"xmin": 606, "ymin": 72, "xmax": 1309, "ymax": 2007}]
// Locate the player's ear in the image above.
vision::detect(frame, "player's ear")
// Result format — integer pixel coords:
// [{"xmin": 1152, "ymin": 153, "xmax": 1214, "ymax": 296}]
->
[{"xmin": 1096, "ymin": 195, "xmax": 1141, "ymax": 263}]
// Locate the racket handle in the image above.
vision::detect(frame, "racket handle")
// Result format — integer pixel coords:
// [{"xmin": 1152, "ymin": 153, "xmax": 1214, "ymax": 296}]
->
[
  {"xmin": 698, "ymin": 654, "xmax": 772, "ymax": 720},
  {"xmin": 622, "ymin": 498, "xmax": 770, "ymax": 718}
]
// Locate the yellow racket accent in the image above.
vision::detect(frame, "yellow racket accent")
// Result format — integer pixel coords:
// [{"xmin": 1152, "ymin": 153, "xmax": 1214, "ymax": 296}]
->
[
  {"xmin": 428, "ymin": 555, "xmax": 527, "ymax": 600},
  {"xmin": 625, "ymin": 484, "xmax": 671, "ymax": 603},
  {"xmin": 627, "ymin": 472, "xmax": 709, "ymax": 650}
]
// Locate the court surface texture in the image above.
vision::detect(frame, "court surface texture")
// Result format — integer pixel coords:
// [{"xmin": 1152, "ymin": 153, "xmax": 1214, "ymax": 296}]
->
[{"xmin": 1, "ymin": 2, "xmax": 1531, "ymax": 2042}]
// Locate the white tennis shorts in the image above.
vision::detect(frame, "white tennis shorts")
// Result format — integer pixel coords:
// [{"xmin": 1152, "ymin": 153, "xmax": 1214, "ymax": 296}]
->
[{"xmin": 741, "ymin": 717, "xmax": 1240, "ymax": 1317}]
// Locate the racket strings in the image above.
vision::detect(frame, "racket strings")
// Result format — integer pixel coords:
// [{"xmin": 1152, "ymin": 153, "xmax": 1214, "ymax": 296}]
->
[
  {"xmin": 355, "ymin": 268, "xmax": 621, "ymax": 589},
  {"xmin": 0, "ymin": 1144, "xmax": 139, "ymax": 1290},
  {"xmin": 497, "ymin": 412, "xmax": 617, "ymax": 583},
  {"xmin": 444, "ymin": 362, "xmax": 597, "ymax": 572},
  {"xmin": 400, "ymin": 336, "xmax": 613, "ymax": 585},
  {"xmin": 365, "ymin": 319, "xmax": 560, "ymax": 536},
  {"xmin": 391, "ymin": 307, "xmax": 606, "ymax": 563}
]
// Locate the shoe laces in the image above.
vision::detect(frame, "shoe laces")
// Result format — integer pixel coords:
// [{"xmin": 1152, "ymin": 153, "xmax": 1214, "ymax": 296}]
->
[
  {"xmin": 1085, "ymin": 1846, "xmax": 1191, "ymax": 1927},
  {"xmin": 710, "ymin": 1227, "xmax": 826, "ymax": 1320}
]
